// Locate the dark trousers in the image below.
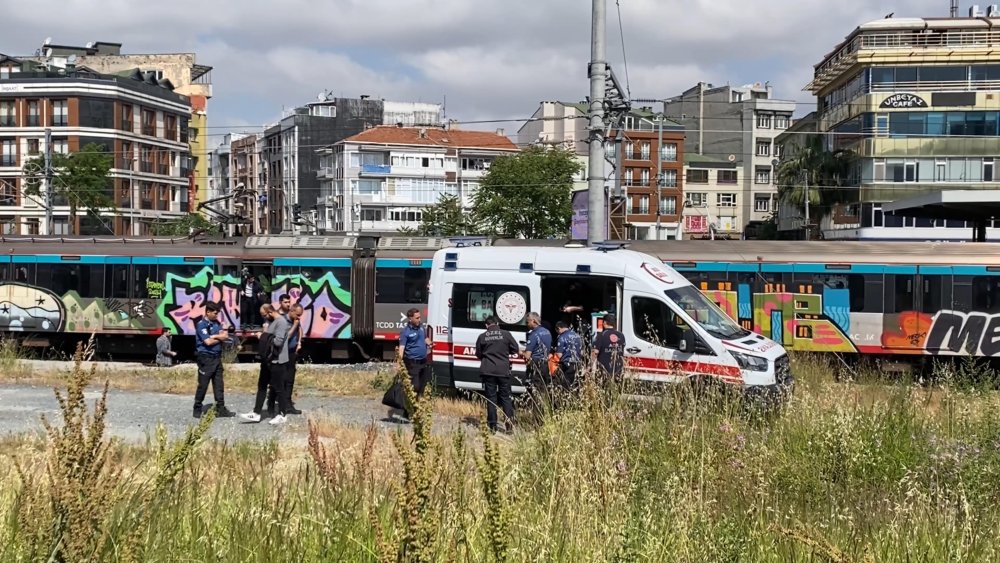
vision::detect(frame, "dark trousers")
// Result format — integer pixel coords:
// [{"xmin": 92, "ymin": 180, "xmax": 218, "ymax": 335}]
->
[
  {"xmin": 255, "ymin": 362, "xmax": 290, "ymax": 415},
  {"xmin": 268, "ymin": 350, "xmax": 296, "ymax": 409},
  {"xmin": 194, "ymin": 354, "xmax": 225, "ymax": 409},
  {"xmin": 527, "ymin": 358, "xmax": 550, "ymax": 394},
  {"xmin": 240, "ymin": 297, "xmax": 256, "ymax": 329},
  {"xmin": 403, "ymin": 357, "xmax": 429, "ymax": 396},
  {"xmin": 559, "ymin": 363, "xmax": 579, "ymax": 390},
  {"xmin": 482, "ymin": 374, "xmax": 514, "ymax": 432}
]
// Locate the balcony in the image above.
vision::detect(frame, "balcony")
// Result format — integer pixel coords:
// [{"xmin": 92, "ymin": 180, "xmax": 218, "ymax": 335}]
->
[
  {"xmin": 360, "ymin": 164, "xmax": 391, "ymax": 175},
  {"xmin": 856, "ymin": 136, "xmax": 1000, "ymax": 158}
]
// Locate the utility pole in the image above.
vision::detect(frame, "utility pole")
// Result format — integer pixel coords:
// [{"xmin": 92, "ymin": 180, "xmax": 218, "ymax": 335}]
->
[
  {"xmin": 655, "ymin": 114, "xmax": 663, "ymax": 240},
  {"xmin": 43, "ymin": 128, "xmax": 53, "ymax": 235},
  {"xmin": 587, "ymin": 0, "xmax": 607, "ymax": 245},
  {"xmin": 802, "ymin": 168, "xmax": 810, "ymax": 241}
]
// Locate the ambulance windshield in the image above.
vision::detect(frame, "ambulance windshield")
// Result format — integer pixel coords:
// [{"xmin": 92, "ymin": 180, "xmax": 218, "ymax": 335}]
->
[{"xmin": 665, "ymin": 286, "xmax": 747, "ymax": 340}]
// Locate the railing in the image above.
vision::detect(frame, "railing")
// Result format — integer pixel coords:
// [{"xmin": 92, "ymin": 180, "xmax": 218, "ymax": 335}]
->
[
  {"xmin": 869, "ymin": 79, "xmax": 1000, "ymax": 92},
  {"xmin": 817, "ymin": 30, "xmax": 1000, "ymax": 79}
]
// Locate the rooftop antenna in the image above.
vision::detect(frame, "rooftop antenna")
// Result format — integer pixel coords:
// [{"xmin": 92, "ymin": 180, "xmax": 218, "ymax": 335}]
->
[{"xmin": 951, "ymin": 0, "xmax": 959, "ymax": 17}]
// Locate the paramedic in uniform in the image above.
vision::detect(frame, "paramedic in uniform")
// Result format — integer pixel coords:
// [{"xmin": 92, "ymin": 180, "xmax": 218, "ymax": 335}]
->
[
  {"xmin": 592, "ymin": 314, "xmax": 626, "ymax": 385},
  {"xmin": 522, "ymin": 312, "xmax": 552, "ymax": 393},
  {"xmin": 476, "ymin": 316, "xmax": 519, "ymax": 433},
  {"xmin": 397, "ymin": 308, "xmax": 432, "ymax": 397},
  {"xmin": 555, "ymin": 320, "xmax": 584, "ymax": 389}
]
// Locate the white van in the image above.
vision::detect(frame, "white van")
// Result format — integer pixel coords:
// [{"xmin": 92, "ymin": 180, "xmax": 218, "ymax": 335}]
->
[{"xmin": 426, "ymin": 244, "xmax": 794, "ymax": 400}]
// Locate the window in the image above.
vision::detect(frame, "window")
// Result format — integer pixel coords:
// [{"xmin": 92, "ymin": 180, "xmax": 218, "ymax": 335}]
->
[
  {"xmin": 660, "ymin": 143, "xmax": 677, "ymax": 162},
  {"xmin": 27, "ymin": 100, "xmax": 39, "ymax": 127},
  {"xmin": 624, "ymin": 167, "xmax": 635, "ymax": 186},
  {"xmin": 360, "ymin": 207, "xmax": 384, "ymax": 222},
  {"xmin": 659, "ymin": 195, "xmax": 677, "ymax": 215},
  {"xmin": 905, "ymin": 162, "xmax": 917, "ymax": 182},
  {"xmin": 660, "ymin": 169, "xmax": 677, "ymax": 187},
  {"xmin": 452, "ymin": 283, "xmax": 530, "ymax": 330},
  {"xmin": 634, "ymin": 195, "xmax": 650, "ymax": 214},
  {"xmin": 631, "ymin": 296, "xmax": 687, "ymax": 349},
  {"xmin": 756, "ymin": 113, "xmax": 771, "ymax": 128},
  {"xmin": 26, "ymin": 139, "xmax": 39, "ymax": 155},
  {"xmin": 934, "ymin": 161, "xmax": 946, "ymax": 182},
  {"xmin": 141, "ymin": 109, "xmax": 156, "ymax": 136},
  {"xmin": 0, "ymin": 216, "xmax": 17, "ymax": 235},
  {"xmin": 718, "ymin": 170, "xmax": 737, "ymax": 184},
  {"xmin": 640, "ymin": 168, "xmax": 649, "ymax": 187},
  {"xmin": 51, "ymin": 138, "xmax": 68, "ymax": 154},
  {"xmin": 774, "ymin": 115, "xmax": 789, "ymax": 129},
  {"xmin": 718, "ymin": 193, "xmax": 737, "ymax": 207},
  {"xmin": 755, "ymin": 168, "xmax": 771, "ymax": 184},
  {"xmin": 24, "ymin": 218, "xmax": 39, "ymax": 236},
  {"xmin": 0, "ymin": 101, "xmax": 14, "ymax": 126},
  {"xmin": 891, "ymin": 275, "xmax": 915, "ymax": 313},
  {"xmin": 985, "ymin": 158, "xmax": 995, "ymax": 182},
  {"xmin": 389, "ymin": 209, "xmax": 422, "ymax": 222},
  {"xmin": 121, "ymin": 104, "xmax": 133, "ymax": 132},
  {"xmin": 687, "ymin": 169, "xmax": 708, "ymax": 183},
  {"xmin": 375, "ymin": 267, "xmax": 430, "ymax": 304},
  {"xmin": 1, "ymin": 140, "xmax": 14, "ymax": 166},
  {"xmin": 971, "ymin": 276, "xmax": 1000, "ymax": 313},
  {"xmin": 754, "ymin": 195, "xmax": 770, "ymax": 212},
  {"xmin": 756, "ymin": 141, "xmax": 771, "ymax": 156},
  {"xmin": 640, "ymin": 142, "xmax": 650, "ymax": 160},
  {"xmin": 687, "ymin": 192, "xmax": 707, "ymax": 206},
  {"xmin": 164, "ymin": 115, "xmax": 177, "ymax": 141},
  {"xmin": 104, "ymin": 264, "xmax": 130, "ymax": 299},
  {"xmin": 51, "ymin": 100, "xmax": 68, "ymax": 126},
  {"xmin": 773, "ymin": 144, "xmax": 783, "ymax": 158},
  {"xmin": 0, "ymin": 179, "xmax": 15, "ymax": 205},
  {"xmin": 625, "ymin": 142, "xmax": 634, "ymax": 158}
]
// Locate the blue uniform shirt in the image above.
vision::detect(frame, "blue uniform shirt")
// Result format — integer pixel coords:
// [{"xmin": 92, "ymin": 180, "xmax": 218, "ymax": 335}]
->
[
  {"xmin": 286, "ymin": 314, "xmax": 300, "ymax": 351},
  {"xmin": 556, "ymin": 329, "xmax": 583, "ymax": 365},
  {"xmin": 195, "ymin": 318, "xmax": 222, "ymax": 356},
  {"xmin": 525, "ymin": 326, "xmax": 552, "ymax": 361},
  {"xmin": 399, "ymin": 323, "xmax": 428, "ymax": 360}
]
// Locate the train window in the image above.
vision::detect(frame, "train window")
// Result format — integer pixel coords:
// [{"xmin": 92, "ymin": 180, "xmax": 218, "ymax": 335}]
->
[
  {"xmin": 376, "ymin": 267, "xmax": 429, "ymax": 304},
  {"xmin": 802, "ymin": 273, "xmax": 868, "ymax": 312},
  {"xmin": 890, "ymin": 275, "xmax": 916, "ymax": 313},
  {"xmin": 275, "ymin": 266, "xmax": 350, "ymax": 293},
  {"xmin": 452, "ymin": 283, "xmax": 530, "ymax": 331},
  {"xmin": 43, "ymin": 264, "xmax": 98, "ymax": 297},
  {"xmin": 10, "ymin": 263, "xmax": 33, "ymax": 284},
  {"xmin": 921, "ymin": 275, "xmax": 947, "ymax": 315},
  {"xmin": 104, "ymin": 264, "xmax": 129, "ymax": 298},
  {"xmin": 158, "ymin": 264, "xmax": 204, "ymax": 282},
  {"xmin": 972, "ymin": 276, "xmax": 1000, "ymax": 313},
  {"xmin": 133, "ymin": 265, "xmax": 157, "ymax": 299}
]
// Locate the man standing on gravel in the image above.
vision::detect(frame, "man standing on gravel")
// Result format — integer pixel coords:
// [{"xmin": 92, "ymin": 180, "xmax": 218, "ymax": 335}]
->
[
  {"xmin": 240, "ymin": 304, "xmax": 292, "ymax": 425},
  {"xmin": 267, "ymin": 303, "xmax": 303, "ymax": 416},
  {"xmin": 193, "ymin": 302, "xmax": 235, "ymax": 418},
  {"xmin": 476, "ymin": 315, "xmax": 519, "ymax": 433},
  {"xmin": 397, "ymin": 308, "xmax": 431, "ymax": 398}
]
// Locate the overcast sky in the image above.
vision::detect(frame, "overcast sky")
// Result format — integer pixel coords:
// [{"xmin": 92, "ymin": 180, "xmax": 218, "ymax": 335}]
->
[{"xmin": 4, "ymin": 0, "xmax": 946, "ymax": 145}]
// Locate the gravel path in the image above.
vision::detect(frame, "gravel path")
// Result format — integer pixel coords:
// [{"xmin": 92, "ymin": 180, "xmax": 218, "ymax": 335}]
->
[{"xmin": 0, "ymin": 383, "xmax": 475, "ymax": 444}]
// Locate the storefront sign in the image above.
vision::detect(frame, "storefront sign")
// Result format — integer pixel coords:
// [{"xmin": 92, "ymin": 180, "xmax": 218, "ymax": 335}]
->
[{"xmin": 880, "ymin": 93, "xmax": 928, "ymax": 109}]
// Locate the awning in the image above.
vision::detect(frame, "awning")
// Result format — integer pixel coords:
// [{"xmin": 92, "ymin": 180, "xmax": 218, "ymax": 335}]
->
[{"xmin": 882, "ymin": 190, "xmax": 1000, "ymax": 242}]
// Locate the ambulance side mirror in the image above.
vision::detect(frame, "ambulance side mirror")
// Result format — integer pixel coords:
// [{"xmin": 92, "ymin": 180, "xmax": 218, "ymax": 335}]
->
[{"xmin": 680, "ymin": 329, "xmax": 710, "ymax": 355}]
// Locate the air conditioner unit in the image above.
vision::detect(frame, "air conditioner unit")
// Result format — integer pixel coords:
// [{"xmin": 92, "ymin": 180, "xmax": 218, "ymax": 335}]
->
[{"xmin": 989, "ymin": 4, "xmax": 1000, "ymax": 16}]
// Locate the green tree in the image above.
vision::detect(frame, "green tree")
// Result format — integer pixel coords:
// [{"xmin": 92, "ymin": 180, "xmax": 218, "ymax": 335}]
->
[
  {"xmin": 22, "ymin": 143, "xmax": 115, "ymax": 235},
  {"xmin": 775, "ymin": 137, "xmax": 857, "ymax": 219},
  {"xmin": 150, "ymin": 212, "xmax": 214, "ymax": 237},
  {"xmin": 471, "ymin": 145, "xmax": 582, "ymax": 239},
  {"xmin": 402, "ymin": 193, "xmax": 477, "ymax": 236}
]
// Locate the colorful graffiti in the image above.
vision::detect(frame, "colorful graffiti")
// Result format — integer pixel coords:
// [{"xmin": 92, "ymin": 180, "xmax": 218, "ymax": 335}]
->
[
  {"xmin": 698, "ymin": 280, "xmax": 858, "ymax": 353},
  {"xmin": 0, "ymin": 283, "xmax": 66, "ymax": 332},
  {"xmin": 155, "ymin": 268, "xmax": 242, "ymax": 335},
  {"xmin": 886, "ymin": 310, "xmax": 1000, "ymax": 356},
  {"xmin": 270, "ymin": 272, "xmax": 352, "ymax": 339}
]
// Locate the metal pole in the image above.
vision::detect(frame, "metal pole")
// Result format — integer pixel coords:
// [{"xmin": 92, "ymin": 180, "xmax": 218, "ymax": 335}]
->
[
  {"xmin": 655, "ymin": 115, "xmax": 663, "ymax": 240},
  {"xmin": 43, "ymin": 128, "xmax": 52, "ymax": 235},
  {"xmin": 587, "ymin": 0, "xmax": 607, "ymax": 245},
  {"xmin": 803, "ymin": 169, "xmax": 810, "ymax": 240}
]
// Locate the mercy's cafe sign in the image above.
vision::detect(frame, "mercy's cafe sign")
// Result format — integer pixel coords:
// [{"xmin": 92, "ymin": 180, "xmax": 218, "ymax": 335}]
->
[{"xmin": 880, "ymin": 93, "xmax": 928, "ymax": 109}]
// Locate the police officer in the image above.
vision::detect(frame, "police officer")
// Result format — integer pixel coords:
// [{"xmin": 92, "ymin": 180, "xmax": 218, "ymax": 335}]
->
[
  {"xmin": 475, "ymin": 316, "xmax": 519, "ymax": 433},
  {"xmin": 592, "ymin": 314, "xmax": 626, "ymax": 385},
  {"xmin": 193, "ymin": 302, "xmax": 235, "ymax": 418},
  {"xmin": 522, "ymin": 312, "xmax": 552, "ymax": 393},
  {"xmin": 555, "ymin": 320, "xmax": 583, "ymax": 390},
  {"xmin": 397, "ymin": 308, "xmax": 431, "ymax": 398}
]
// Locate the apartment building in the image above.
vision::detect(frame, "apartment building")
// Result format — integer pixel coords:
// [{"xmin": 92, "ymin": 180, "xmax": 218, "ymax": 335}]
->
[
  {"xmin": 664, "ymin": 82, "xmax": 795, "ymax": 237},
  {"xmin": 806, "ymin": 13, "xmax": 1000, "ymax": 240},
  {"xmin": 0, "ymin": 54, "xmax": 191, "ymax": 235},
  {"xmin": 317, "ymin": 125, "xmax": 518, "ymax": 233},
  {"xmin": 230, "ymin": 133, "xmax": 265, "ymax": 235},
  {"xmin": 682, "ymin": 154, "xmax": 741, "ymax": 238}
]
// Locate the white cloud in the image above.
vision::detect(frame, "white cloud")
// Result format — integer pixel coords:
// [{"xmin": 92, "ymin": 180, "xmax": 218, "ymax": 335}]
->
[{"xmin": 0, "ymin": 0, "xmax": 951, "ymax": 130}]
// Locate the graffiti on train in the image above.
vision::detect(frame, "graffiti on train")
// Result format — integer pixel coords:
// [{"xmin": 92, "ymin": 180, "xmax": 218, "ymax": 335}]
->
[
  {"xmin": 0, "ymin": 283, "xmax": 66, "ymax": 332},
  {"xmin": 881, "ymin": 310, "xmax": 1000, "ymax": 356},
  {"xmin": 270, "ymin": 272, "xmax": 351, "ymax": 339},
  {"xmin": 698, "ymin": 281, "xmax": 857, "ymax": 353}
]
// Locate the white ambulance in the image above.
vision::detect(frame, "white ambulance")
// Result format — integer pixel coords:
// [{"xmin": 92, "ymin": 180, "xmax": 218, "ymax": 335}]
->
[{"xmin": 426, "ymin": 244, "xmax": 794, "ymax": 400}]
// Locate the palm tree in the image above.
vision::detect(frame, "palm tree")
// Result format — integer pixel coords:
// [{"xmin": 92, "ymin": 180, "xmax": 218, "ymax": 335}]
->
[{"xmin": 775, "ymin": 136, "xmax": 857, "ymax": 225}]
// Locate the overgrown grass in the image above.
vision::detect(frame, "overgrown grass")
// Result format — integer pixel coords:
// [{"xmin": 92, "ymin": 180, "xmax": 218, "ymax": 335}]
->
[{"xmin": 3, "ymin": 354, "xmax": 1000, "ymax": 561}]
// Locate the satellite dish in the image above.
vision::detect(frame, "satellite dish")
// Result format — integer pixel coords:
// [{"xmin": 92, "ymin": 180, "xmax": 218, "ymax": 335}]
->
[
  {"xmin": 317, "ymin": 92, "xmax": 326, "ymax": 102},
  {"xmin": 67, "ymin": 54, "xmax": 77, "ymax": 64},
  {"xmin": 43, "ymin": 37, "xmax": 52, "ymax": 46},
  {"xmin": 85, "ymin": 41, "xmax": 94, "ymax": 48},
  {"xmin": 728, "ymin": 154, "xmax": 737, "ymax": 162}
]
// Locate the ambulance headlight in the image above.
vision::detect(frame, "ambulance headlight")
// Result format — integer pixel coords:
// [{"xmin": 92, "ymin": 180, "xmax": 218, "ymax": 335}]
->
[{"xmin": 731, "ymin": 351, "xmax": 768, "ymax": 372}]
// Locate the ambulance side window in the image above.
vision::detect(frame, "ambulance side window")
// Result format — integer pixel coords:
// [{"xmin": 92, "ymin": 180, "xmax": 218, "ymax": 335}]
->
[
  {"xmin": 631, "ymin": 296, "xmax": 687, "ymax": 349},
  {"xmin": 452, "ymin": 283, "xmax": 530, "ymax": 331}
]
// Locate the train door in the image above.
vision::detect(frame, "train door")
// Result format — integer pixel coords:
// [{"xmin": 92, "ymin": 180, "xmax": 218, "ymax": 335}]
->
[
  {"xmin": 238, "ymin": 260, "xmax": 272, "ymax": 329},
  {"xmin": 882, "ymin": 266, "xmax": 920, "ymax": 353},
  {"xmin": 272, "ymin": 258, "xmax": 353, "ymax": 358},
  {"xmin": 4, "ymin": 255, "xmax": 41, "ymax": 333},
  {"xmin": 0, "ymin": 253, "xmax": 12, "ymax": 330},
  {"xmin": 918, "ymin": 266, "xmax": 951, "ymax": 354},
  {"xmin": 373, "ymin": 258, "xmax": 432, "ymax": 359},
  {"xmin": 102, "ymin": 256, "xmax": 132, "ymax": 331}
]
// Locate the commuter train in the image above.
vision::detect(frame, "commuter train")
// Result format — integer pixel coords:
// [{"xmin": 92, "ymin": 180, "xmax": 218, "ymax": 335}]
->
[{"xmin": 0, "ymin": 234, "xmax": 998, "ymax": 366}]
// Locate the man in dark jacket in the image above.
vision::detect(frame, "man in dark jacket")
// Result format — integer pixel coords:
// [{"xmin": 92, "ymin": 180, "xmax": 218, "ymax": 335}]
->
[
  {"xmin": 555, "ymin": 320, "xmax": 584, "ymax": 390},
  {"xmin": 592, "ymin": 314, "xmax": 627, "ymax": 385},
  {"xmin": 475, "ymin": 316, "xmax": 519, "ymax": 433}
]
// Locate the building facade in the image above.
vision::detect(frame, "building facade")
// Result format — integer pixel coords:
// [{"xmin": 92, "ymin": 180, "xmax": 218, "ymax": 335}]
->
[
  {"xmin": 682, "ymin": 154, "xmax": 741, "ymax": 238},
  {"xmin": 20, "ymin": 40, "xmax": 212, "ymax": 208},
  {"xmin": 807, "ymin": 15, "xmax": 1000, "ymax": 240},
  {"xmin": 230, "ymin": 133, "xmax": 265, "ymax": 235},
  {"xmin": 317, "ymin": 125, "xmax": 518, "ymax": 233},
  {"xmin": 0, "ymin": 55, "xmax": 191, "ymax": 235},
  {"xmin": 664, "ymin": 82, "xmax": 795, "ymax": 237}
]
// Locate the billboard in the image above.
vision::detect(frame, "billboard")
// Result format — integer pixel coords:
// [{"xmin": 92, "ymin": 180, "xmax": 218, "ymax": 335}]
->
[{"xmin": 571, "ymin": 191, "xmax": 589, "ymax": 239}]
